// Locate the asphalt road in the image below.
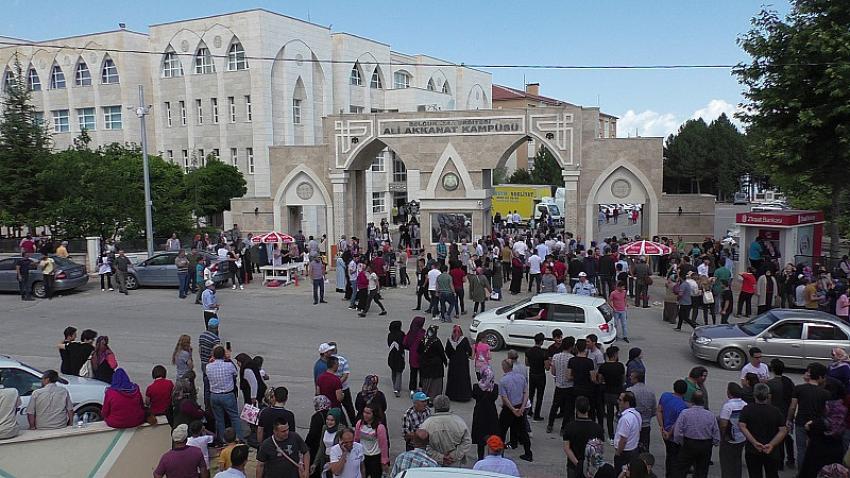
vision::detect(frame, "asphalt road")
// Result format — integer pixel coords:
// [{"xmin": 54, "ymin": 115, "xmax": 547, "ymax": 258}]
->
[{"xmin": 0, "ymin": 277, "xmax": 804, "ymax": 477}]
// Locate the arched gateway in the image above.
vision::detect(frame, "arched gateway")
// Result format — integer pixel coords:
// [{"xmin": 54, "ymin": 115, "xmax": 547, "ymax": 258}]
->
[{"xmin": 233, "ymin": 106, "xmax": 663, "ymax": 250}]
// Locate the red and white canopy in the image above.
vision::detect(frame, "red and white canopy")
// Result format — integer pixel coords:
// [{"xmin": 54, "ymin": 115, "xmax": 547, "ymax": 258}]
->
[
  {"xmin": 618, "ymin": 240, "xmax": 671, "ymax": 256},
  {"xmin": 250, "ymin": 232, "xmax": 295, "ymax": 244}
]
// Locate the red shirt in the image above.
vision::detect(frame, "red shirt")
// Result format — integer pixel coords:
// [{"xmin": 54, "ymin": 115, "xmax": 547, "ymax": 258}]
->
[
  {"xmin": 372, "ymin": 257, "xmax": 386, "ymax": 276},
  {"xmin": 102, "ymin": 388, "xmax": 146, "ymax": 429},
  {"xmin": 316, "ymin": 371, "xmax": 343, "ymax": 408},
  {"xmin": 146, "ymin": 378, "xmax": 175, "ymax": 416},
  {"xmin": 450, "ymin": 268, "xmax": 466, "ymax": 289},
  {"xmin": 19, "ymin": 239, "xmax": 35, "ymax": 253},
  {"xmin": 740, "ymin": 273, "xmax": 756, "ymax": 294},
  {"xmin": 553, "ymin": 261, "xmax": 567, "ymax": 281},
  {"xmin": 609, "ymin": 289, "xmax": 628, "ymax": 312}
]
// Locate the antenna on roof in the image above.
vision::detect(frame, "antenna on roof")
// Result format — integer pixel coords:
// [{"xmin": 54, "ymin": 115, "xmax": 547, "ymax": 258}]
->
[
  {"xmin": 307, "ymin": 7, "xmax": 311, "ymax": 22},
  {"xmin": 118, "ymin": 23, "xmax": 126, "ymax": 30}
]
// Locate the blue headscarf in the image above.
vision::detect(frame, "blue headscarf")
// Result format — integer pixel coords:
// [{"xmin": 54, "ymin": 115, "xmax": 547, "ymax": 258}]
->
[{"xmin": 110, "ymin": 368, "xmax": 138, "ymax": 394}]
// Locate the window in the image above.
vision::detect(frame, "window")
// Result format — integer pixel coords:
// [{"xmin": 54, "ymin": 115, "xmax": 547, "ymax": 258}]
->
[
  {"xmin": 182, "ymin": 150, "xmax": 189, "ymax": 172},
  {"xmin": 33, "ymin": 111, "xmax": 44, "ymax": 127},
  {"xmin": 370, "ymin": 69, "xmax": 383, "ymax": 89},
  {"xmin": 211, "ymin": 98, "xmax": 219, "ymax": 124},
  {"xmin": 230, "ymin": 147, "xmax": 237, "ymax": 166},
  {"xmin": 165, "ymin": 101, "xmax": 172, "ymax": 127},
  {"xmin": 350, "ymin": 65, "xmax": 363, "ymax": 86},
  {"xmin": 162, "ymin": 51, "xmax": 183, "ymax": 77},
  {"xmin": 349, "ymin": 105, "xmax": 364, "ymax": 114},
  {"xmin": 2, "ymin": 69, "xmax": 12, "ymax": 93},
  {"xmin": 372, "ymin": 192, "xmax": 386, "ymax": 213},
  {"xmin": 769, "ymin": 322, "xmax": 803, "ymax": 340},
  {"xmin": 244, "ymin": 95, "xmax": 252, "ymax": 121},
  {"xmin": 246, "ymin": 147, "xmax": 254, "ymax": 174},
  {"xmin": 441, "ymin": 81, "xmax": 450, "ymax": 94},
  {"xmin": 75, "ymin": 61, "xmax": 91, "ymax": 86},
  {"xmin": 103, "ymin": 106, "xmax": 122, "ymax": 130},
  {"xmin": 550, "ymin": 304, "xmax": 586, "ymax": 323},
  {"xmin": 179, "ymin": 101, "xmax": 186, "ymax": 126},
  {"xmin": 196, "ymin": 99, "xmax": 203, "ymax": 124},
  {"xmin": 371, "ymin": 153, "xmax": 385, "ymax": 172},
  {"xmin": 50, "ymin": 65, "xmax": 66, "ymax": 89},
  {"xmin": 146, "ymin": 254, "xmax": 176, "ymax": 266},
  {"xmin": 52, "ymin": 109, "xmax": 69, "ymax": 132},
  {"xmin": 27, "ymin": 68, "xmax": 41, "ymax": 91},
  {"xmin": 197, "ymin": 149, "xmax": 205, "ymax": 167},
  {"xmin": 101, "ymin": 57, "xmax": 119, "ymax": 84},
  {"xmin": 392, "ymin": 152, "xmax": 406, "ymax": 182},
  {"xmin": 292, "ymin": 98, "xmax": 301, "ymax": 124},
  {"xmin": 77, "ymin": 107, "xmax": 95, "ymax": 131},
  {"xmin": 426, "ymin": 78, "xmax": 435, "ymax": 91},
  {"xmin": 212, "ymin": 148, "xmax": 220, "ymax": 160},
  {"xmin": 806, "ymin": 324, "xmax": 848, "ymax": 341},
  {"xmin": 167, "ymin": 150, "xmax": 173, "ymax": 163},
  {"xmin": 227, "ymin": 42, "xmax": 248, "ymax": 71},
  {"xmin": 0, "ymin": 368, "xmax": 42, "ymax": 397},
  {"xmin": 228, "ymin": 96, "xmax": 236, "ymax": 122},
  {"xmin": 194, "ymin": 47, "xmax": 214, "ymax": 74},
  {"xmin": 393, "ymin": 71, "xmax": 410, "ymax": 89}
]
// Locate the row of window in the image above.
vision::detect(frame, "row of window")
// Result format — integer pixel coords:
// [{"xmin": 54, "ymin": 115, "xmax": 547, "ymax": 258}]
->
[
  {"xmin": 165, "ymin": 147, "xmax": 254, "ymax": 175},
  {"xmin": 164, "ymin": 96, "xmax": 252, "ymax": 127},
  {"xmin": 43, "ymin": 106, "xmax": 122, "ymax": 133},
  {"xmin": 371, "ymin": 151, "xmax": 407, "ymax": 181},
  {"xmin": 162, "ymin": 42, "xmax": 248, "ymax": 77},
  {"xmin": 9, "ymin": 58, "xmax": 119, "ymax": 92},
  {"xmin": 348, "ymin": 65, "xmax": 449, "ymax": 94}
]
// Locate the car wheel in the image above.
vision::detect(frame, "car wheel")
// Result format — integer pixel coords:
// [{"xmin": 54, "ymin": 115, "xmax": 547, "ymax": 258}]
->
[
  {"xmin": 481, "ymin": 330, "xmax": 505, "ymax": 351},
  {"xmin": 126, "ymin": 274, "xmax": 139, "ymax": 290},
  {"xmin": 75, "ymin": 404, "xmax": 102, "ymax": 423},
  {"xmin": 718, "ymin": 347, "xmax": 746, "ymax": 371},
  {"xmin": 31, "ymin": 281, "xmax": 46, "ymax": 299}
]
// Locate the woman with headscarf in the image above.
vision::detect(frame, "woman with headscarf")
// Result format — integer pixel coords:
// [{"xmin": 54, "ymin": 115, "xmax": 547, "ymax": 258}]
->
[
  {"xmin": 798, "ymin": 380, "xmax": 847, "ymax": 478},
  {"xmin": 91, "ymin": 336, "xmax": 117, "ymax": 384},
  {"xmin": 828, "ymin": 348, "xmax": 850, "ymax": 391},
  {"xmin": 469, "ymin": 267, "xmax": 492, "ymax": 316},
  {"xmin": 444, "ymin": 325, "xmax": 473, "ymax": 402},
  {"xmin": 306, "ymin": 395, "xmax": 332, "ymax": 470},
  {"xmin": 471, "ymin": 366, "xmax": 501, "ymax": 460},
  {"xmin": 169, "ymin": 376, "xmax": 204, "ymax": 429},
  {"xmin": 418, "ymin": 325, "xmax": 447, "ymax": 399},
  {"xmin": 403, "ymin": 316, "xmax": 427, "ymax": 394},
  {"xmin": 101, "ymin": 368, "xmax": 146, "ymax": 429},
  {"xmin": 387, "ymin": 321, "xmax": 406, "ymax": 398},
  {"xmin": 510, "ymin": 255, "xmax": 524, "ymax": 295},
  {"xmin": 625, "ymin": 347, "xmax": 645, "ymax": 388},
  {"xmin": 355, "ymin": 375, "xmax": 387, "ymax": 422},
  {"xmin": 336, "ymin": 252, "xmax": 348, "ymax": 294},
  {"xmin": 311, "ymin": 407, "xmax": 343, "ymax": 478}
]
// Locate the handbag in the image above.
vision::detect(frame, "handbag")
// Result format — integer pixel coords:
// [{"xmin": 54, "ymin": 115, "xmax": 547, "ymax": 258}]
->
[
  {"xmin": 79, "ymin": 354, "xmax": 92, "ymax": 378},
  {"xmin": 240, "ymin": 403, "xmax": 260, "ymax": 425},
  {"xmin": 644, "ymin": 276, "xmax": 653, "ymax": 286},
  {"xmin": 702, "ymin": 290, "xmax": 715, "ymax": 305}
]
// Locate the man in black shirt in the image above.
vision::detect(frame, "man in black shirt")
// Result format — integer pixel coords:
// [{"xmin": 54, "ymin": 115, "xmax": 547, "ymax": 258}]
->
[
  {"xmin": 563, "ymin": 395, "xmax": 604, "ymax": 478},
  {"xmin": 786, "ymin": 362, "xmax": 830, "ymax": 468},
  {"xmin": 58, "ymin": 327, "xmax": 97, "ymax": 376},
  {"xmin": 739, "ymin": 383, "xmax": 787, "ymax": 478},
  {"xmin": 15, "ymin": 251, "xmax": 34, "ymax": 301},
  {"xmin": 258, "ymin": 387, "xmax": 296, "ymax": 445},
  {"xmin": 765, "ymin": 359, "xmax": 795, "ymax": 469},
  {"xmin": 256, "ymin": 418, "xmax": 309, "ymax": 478},
  {"xmin": 568, "ymin": 339, "xmax": 597, "ymax": 412},
  {"xmin": 525, "ymin": 333, "xmax": 548, "ymax": 421},
  {"xmin": 547, "ymin": 329, "xmax": 564, "ymax": 358},
  {"xmin": 597, "ymin": 346, "xmax": 625, "ymax": 440}
]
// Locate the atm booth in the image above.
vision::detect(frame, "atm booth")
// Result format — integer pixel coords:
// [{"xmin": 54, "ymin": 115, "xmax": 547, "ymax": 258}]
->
[{"xmin": 735, "ymin": 210, "xmax": 825, "ymax": 267}]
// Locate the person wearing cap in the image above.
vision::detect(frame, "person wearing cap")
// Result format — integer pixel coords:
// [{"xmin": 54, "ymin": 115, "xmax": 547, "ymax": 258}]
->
[
  {"xmin": 201, "ymin": 280, "xmax": 220, "ymax": 328},
  {"xmin": 473, "ymin": 435, "xmax": 520, "ymax": 477},
  {"xmin": 402, "ymin": 391, "xmax": 432, "ymax": 451},
  {"xmin": 573, "ymin": 272, "xmax": 597, "ymax": 296},
  {"xmin": 420, "ymin": 394, "xmax": 471, "ymax": 467},
  {"xmin": 153, "ymin": 424, "xmax": 209, "ymax": 478},
  {"xmin": 391, "ymin": 429, "xmax": 438, "ymax": 475}
]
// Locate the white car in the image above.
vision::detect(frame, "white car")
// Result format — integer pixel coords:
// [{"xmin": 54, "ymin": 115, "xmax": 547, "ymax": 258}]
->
[
  {"xmin": 469, "ymin": 293, "xmax": 616, "ymax": 350},
  {"xmin": 395, "ymin": 468, "xmax": 517, "ymax": 478},
  {"xmin": 0, "ymin": 356, "xmax": 107, "ymax": 429},
  {"xmin": 750, "ymin": 202, "xmax": 789, "ymax": 212}
]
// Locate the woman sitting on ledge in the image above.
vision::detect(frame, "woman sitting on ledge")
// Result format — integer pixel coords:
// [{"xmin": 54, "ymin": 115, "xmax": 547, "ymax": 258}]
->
[{"xmin": 102, "ymin": 368, "xmax": 146, "ymax": 429}]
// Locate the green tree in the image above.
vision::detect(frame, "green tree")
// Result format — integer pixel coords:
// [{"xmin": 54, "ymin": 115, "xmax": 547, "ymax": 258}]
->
[
  {"xmin": 183, "ymin": 156, "xmax": 247, "ymax": 224},
  {"xmin": 708, "ymin": 114, "xmax": 752, "ymax": 201},
  {"xmin": 663, "ymin": 118, "xmax": 712, "ymax": 194},
  {"xmin": 0, "ymin": 57, "xmax": 51, "ymax": 227},
  {"xmin": 734, "ymin": 0, "xmax": 850, "ymax": 256},
  {"xmin": 529, "ymin": 147, "xmax": 563, "ymax": 185},
  {"xmin": 506, "ymin": 167, "xmax": 532, "ymax": 184}
]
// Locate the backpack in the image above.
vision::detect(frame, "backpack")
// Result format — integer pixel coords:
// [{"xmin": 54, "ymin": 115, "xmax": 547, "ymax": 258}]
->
[{"xmin": 583, "ymin": 437, "xmax": 606, "ymax": 478}]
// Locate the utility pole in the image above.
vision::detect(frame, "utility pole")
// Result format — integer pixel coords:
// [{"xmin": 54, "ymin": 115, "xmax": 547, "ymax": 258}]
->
[{"xmin": 132, "ymin": 85, "xmax": 154, "ymax": 257}]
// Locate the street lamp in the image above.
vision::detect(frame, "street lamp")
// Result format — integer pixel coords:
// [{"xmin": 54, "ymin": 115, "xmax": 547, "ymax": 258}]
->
[{"xmin": 131, "ymin": 85, "xmax": 154, "ymax": 257}]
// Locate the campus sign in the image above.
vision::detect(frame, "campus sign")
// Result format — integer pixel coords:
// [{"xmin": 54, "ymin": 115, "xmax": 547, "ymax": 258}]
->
[{"xmin": 378, "ymin": 116, "xmax": 525, "ymax": 137}]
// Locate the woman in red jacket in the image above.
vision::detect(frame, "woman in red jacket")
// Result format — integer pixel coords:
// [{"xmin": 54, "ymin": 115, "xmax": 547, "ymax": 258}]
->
[{"xmin": 102, "ymin": 368, "xmax": 146, "ymax": 429}]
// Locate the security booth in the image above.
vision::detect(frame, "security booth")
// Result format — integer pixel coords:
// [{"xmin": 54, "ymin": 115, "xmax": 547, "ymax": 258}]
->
[{"xmin": 735, "ymin": 210, "xmax": 825, "ymax": 268}]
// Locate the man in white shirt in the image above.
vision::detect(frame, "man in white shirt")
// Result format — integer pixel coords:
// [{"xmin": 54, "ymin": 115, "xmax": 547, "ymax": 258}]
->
[
  {"xmin": 329, "ymin": 428, "xmax": 365, "ymax": 478},
  {"xmin": 718, "ymin": 383, "xmax": 747, "ymax": 478},
  {"xmin": 527, "ymin": 252, "xmax": 543, "ymax": 294},
  {"xmin": 426, "ymin": 262, "xmax": 442, "ymax": 317},
  {"xmin": 512, "ymin": 239, "xmax": 528, "ymax": 258},
  {"xmin": 536, "ymin": 241, "xmax": 549, "ymax": 260},
  {"xmin": 739, "ymin": 347, "xmax": 770, "ymax": 384},
  {"xmin": 697, "ymin": 258, "xmax": 710, "ymax": 277},
  {"xmin": 614, "ymin": 391, "xmax": 642, "ymax": 472}
]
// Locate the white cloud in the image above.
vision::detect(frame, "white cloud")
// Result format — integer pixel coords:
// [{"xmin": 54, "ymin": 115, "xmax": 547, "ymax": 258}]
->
[
  {"xmin": 617, "ymin": 99, "xmax": 744, "ymax": 139},
  {"xmin": 692, "ymin": 99, "xmax": 744, "ymax": 128}
]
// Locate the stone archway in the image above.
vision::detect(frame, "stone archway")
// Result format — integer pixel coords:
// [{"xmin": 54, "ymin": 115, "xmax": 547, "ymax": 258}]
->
[
  {"xmin": 273, "ymin": 165, "xmax": 334, "ymax": 240},
  {"xmin": 584, "ymin": 159, "xmax": 659, "ymax": 242}
]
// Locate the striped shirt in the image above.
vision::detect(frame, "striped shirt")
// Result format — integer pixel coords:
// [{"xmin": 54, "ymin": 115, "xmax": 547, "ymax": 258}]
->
[{"xmin": 198, "ymin": 331, "xmax": 220, "ymax": 368}]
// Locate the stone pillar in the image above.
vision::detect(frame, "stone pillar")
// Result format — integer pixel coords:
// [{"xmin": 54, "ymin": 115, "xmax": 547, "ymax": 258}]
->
[
  {"xmin": 85, "ymin": 236, "xmax": 101, "ymax": 275},
  {"xmin": 329, "ymin": 172, "xmax": 349, "ymax": 241},
  {"xmin": 562, "ymin": 169, "xmax": 580, "ymax": 236}
]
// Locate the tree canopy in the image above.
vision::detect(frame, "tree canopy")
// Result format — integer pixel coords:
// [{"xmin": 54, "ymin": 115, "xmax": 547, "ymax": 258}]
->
[{"xmin": 504, "ymin": 147, "xmax": 562, "ymax": 185}]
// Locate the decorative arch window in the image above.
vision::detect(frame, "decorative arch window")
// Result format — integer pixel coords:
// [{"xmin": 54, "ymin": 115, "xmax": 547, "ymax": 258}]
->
[
  {"xmin": 194, "ymin": 46, "xmax": 214, "ymax": 74},
  {"xmin": 393, "ymin": 70, "xmax": 411, "ymax": 89},
  {"xmin": 370, "ymin": 68, "xmax": 383, "ymax": 89},
  {"xmin": 49, "ymin": 64, "xmax": 66, "ymax": 89},
  {"xmin": 75, "ymin": 60, "xmax": 91, "ymax": 86},
  {"xmin": 426, "ymin": 78, "xmax": 435, "ymax": 91},
  {"xmin": 350, "ymin": 64, "xmax": 363, "ymax": 86},
  {"xmin": 162, "ymin": 50, "xmax": 183, "ymax": 77},
  {"xmin": 101, "ymin": 56, "xmax": 119, "ymax": 84},
  {"xmin": 227, "ymin": 42, "xmax": 248, "ymax": 71},
  {"xmin": 441, "ymin": 81, "xmax": 451, "ymax": 94},
  {"xmin": 27, "ymin": 67, "xmax": 41, "ymax": 91},
  {"xmin": 2, "ymin": 68, "xmax": 14, "ymax": 93}
]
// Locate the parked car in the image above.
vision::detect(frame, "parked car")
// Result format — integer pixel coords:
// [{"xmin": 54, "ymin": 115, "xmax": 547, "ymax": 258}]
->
[
  {"xmin": 0, "ymin": 254, "xmax": 88, "ymax": 298},
  {"xmin": 732, "ymin": 192, "xmax": 749, "ymax": 205},
  {"xmin": 750, "ymin": 202, "xmax": 789, "ymax": 212},
  {"xmin": 0, "ymin": 355, "xmax": 107, "ymax": 429},
  {"xmin": 125, "ymin": 251, "xmax": 229, "ymax": 289},
  {"xmin": 690, "ymin": 309, "xmax": 850, "ymax": 370},
  {"xmin": 394, "ymin": 469, "xmax": 517, "ymax": 478},
  {"xmin": 469, "ymin": 293, "xmax": 616, "ymax": 351}
]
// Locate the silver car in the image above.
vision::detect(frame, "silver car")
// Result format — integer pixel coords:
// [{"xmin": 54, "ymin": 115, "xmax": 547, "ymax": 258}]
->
[
  {"xmin": 126, "ymin": 251, "xmax": 229, "ymax": 289},
  {"xmin": 690, "ymin": 309, "xmax": 850, "ymax": 370},
  {"xmin": 0, "ymin": 355, "xmax": 107, "ymax": 429},
  {"xmin": 0, "ymin": 254, "xmax": 89, "ymax": 298}
]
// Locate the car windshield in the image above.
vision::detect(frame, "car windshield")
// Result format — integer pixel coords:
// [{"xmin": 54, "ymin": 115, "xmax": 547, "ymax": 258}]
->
[
  {"xmin": 548, "ymin": 205, "xmax": 560, "ymax": 216},
  {"xmin": 738, "ymin": 312, "xmax": 779, "ymax": 336},
  {"xmin": 495, "ymin": 298, "xmax": 531, "ymax": 315},
  {"xmin": 17, "ymin": 361, "xmax": 69, "ymax": 384}
]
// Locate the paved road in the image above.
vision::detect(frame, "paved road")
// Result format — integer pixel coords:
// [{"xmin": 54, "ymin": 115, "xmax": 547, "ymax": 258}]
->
[{"xmin": 0, "ymin": 277, "xmax": 803, "ymax": 477}]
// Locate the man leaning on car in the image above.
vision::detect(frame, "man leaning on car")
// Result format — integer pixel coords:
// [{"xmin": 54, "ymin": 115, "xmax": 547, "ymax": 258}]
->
[{"xmin": 26, "ymin": 370, "xmax": 73, "ymax": 430}]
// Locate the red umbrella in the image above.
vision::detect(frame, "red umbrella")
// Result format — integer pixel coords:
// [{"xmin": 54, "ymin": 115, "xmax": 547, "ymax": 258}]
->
[
  {"xmin": 251, "ymin": 232, "xmax": 294, "ymax": 244},
  {"xmin": 618, "ymin": 240, "xmax": 671, "ymax": 256}
]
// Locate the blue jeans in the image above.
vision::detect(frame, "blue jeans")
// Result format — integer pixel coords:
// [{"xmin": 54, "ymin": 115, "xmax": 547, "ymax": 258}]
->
[
  {"xmin": 313, "ymin": 278, "xmax": 325, "ymax": 303},
  {"xmin": 178, "ymin": 272, "xmax": 189, "ymax": 298},
  {"xmin": 439, "ymin": 292, "xmax": 455, "ymax": 321},
  {"xmin": 210, "ymin": 391, "xmax": 242, "ymax": 442},
  {"xmin": 614, "ymin": 310, "xmax": 628, "ymax": 339},
  {"xmin": 349, "ymin": 282, "xmax": 359, "ymax": 307}
]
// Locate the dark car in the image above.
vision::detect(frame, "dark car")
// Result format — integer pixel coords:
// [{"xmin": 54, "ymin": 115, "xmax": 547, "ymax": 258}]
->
[
  {"xmin": 0, "ymin": 254, "xmax": 89, "ymax": 298},
  {"xmin": 125, "ymin": 251, "xmax": 230, "ymax": 289}
]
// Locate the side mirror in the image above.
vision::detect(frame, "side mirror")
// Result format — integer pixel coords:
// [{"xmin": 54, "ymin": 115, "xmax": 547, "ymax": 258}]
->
[
  {"xmin": 508, "ymin": 314, "xmax": 515, "ymax": 322},
  {"xmin": 762, "ymin": 332, "xmax": 773, "ymax": 340}
]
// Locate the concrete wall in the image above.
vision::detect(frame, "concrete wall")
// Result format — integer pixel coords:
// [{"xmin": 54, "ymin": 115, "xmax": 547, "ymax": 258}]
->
[{"xmin": 658, "ymin": 193, "xmax": 716, "ymax": 242}]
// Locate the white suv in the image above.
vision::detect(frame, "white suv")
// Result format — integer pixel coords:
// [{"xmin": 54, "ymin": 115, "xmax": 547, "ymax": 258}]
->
[{"xmin": 469, "ymin": 293, "xmax": 616, "ymax": 350}]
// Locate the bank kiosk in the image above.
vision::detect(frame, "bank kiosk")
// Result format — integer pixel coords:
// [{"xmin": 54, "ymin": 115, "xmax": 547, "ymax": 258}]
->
[{"xmin": 735, "ymin": 210, "xmax": 825, "ymax": 267}]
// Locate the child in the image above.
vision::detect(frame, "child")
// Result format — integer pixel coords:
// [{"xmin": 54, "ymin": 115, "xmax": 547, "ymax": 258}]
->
[
  {"xmin": 186, "ymin": 420, "xmax": 215, "ymax": 468},
  {"xmin": 145, "ymin": 365, "xmax": 174, "ymax": 416},
  {"xmin": 216, "ymin": 427, "xmax": 239, "ymax": 473}
]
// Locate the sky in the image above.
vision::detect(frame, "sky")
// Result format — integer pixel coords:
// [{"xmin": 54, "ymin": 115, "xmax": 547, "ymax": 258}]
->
[{"xmin": 1, "ymin": 0, "xmax": 792, "ymax": 139}]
